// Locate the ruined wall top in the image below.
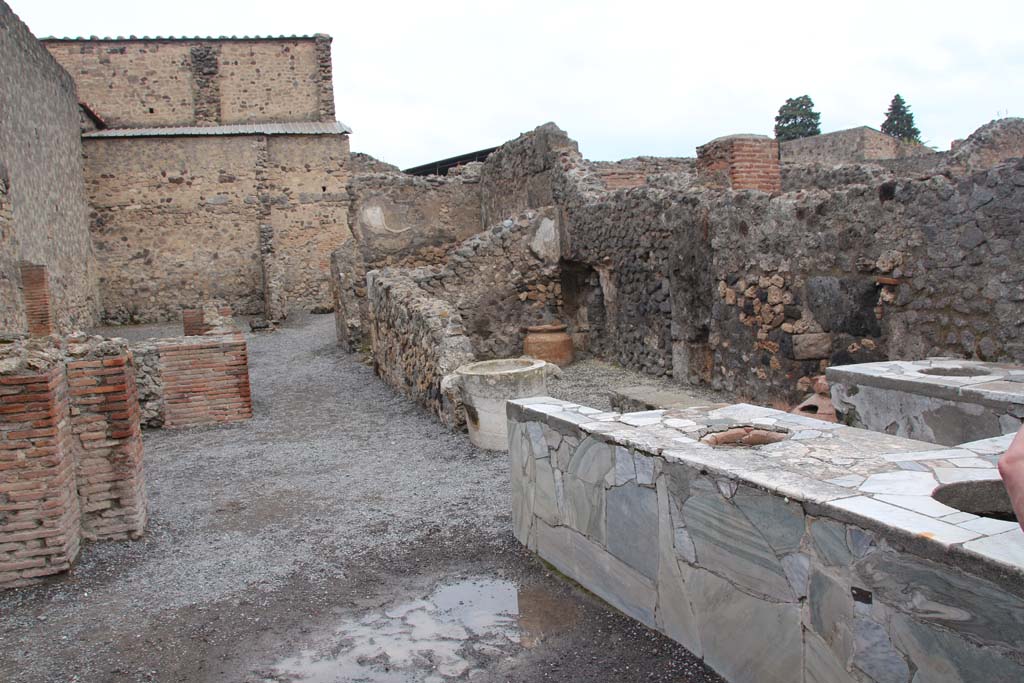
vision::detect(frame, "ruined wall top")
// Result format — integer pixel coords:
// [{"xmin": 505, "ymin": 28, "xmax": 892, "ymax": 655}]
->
[
  {"xmin": 943, "ymin": 117, "xmax": 1024, "ymax": 176},
  {"xmin": 780, "ymin": 126, "xmax": 937, "ymax": 165},
  {"xmin": 43, "ymin": 35, "xmax": 336, "ymax": 128}
]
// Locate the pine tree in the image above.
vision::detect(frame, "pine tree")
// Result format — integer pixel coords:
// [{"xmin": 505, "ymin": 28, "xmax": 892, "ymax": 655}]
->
[
  {"xmin": 774, "ymin": 95, "xmax": 821, "ymax": 142},
  {"xmin": 881, "ymin": 94, "xmax": 921, "ymax": 143}
]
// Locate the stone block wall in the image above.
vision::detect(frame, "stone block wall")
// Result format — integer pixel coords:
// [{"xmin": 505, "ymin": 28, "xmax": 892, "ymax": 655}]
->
[
  {"xmin": 43, "ymin": 36, "xmax": 335, "ymax": 128},
  {"xmin": 332, "ymin": 168, "xmax": 484, "ymax": 350},
  {"xmin": 684, "ymin": 158, "xmax": 1024, "ymax": 402},
  {"xmin": 264, "ymin": 133, "xmax": 353, "ymax": 318},
  {"xmin": 0, "ymin": 2, "xmax": 100, "ymax": 335},
  {"xmin": 366, "ymin": 269, "xmax": 475, "ymax": 428},
  {"xmin": 508, "ymin": 399, "xmax": 1024, "ymax": 683},
  {"xmin": 366, "ymin": 209, "xmax": 562, "ymax": 426},
  {"xmin": 84, "ymin": 132, "xmax": 351, "ymax": 323},
  {"xmin": 157, "ymin": 335, "xmax": 253, "ymax": 429},
  {"xmin": 780, "ymin": 127, "xmax": 938, "ymax": 165}
]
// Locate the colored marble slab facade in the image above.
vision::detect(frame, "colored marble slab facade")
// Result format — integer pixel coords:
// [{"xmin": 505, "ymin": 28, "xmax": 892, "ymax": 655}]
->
[
  {"xmin": 507, "ymin": 398, "xmax": 1024, "ymax": 683},
  {"xmin": 828, "ymin": 358, "xmax": 1024, "ymax": 446}
]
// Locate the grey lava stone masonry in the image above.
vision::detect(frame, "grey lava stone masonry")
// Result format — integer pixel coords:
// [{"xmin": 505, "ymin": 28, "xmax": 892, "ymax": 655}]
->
[
  {"xmin": 508, "ymin": 397, "xmax": 1024, "ymax": 683},
  {"xmin": 829, "ymin": 358, "xmax": 1024, "ymax": 445}
]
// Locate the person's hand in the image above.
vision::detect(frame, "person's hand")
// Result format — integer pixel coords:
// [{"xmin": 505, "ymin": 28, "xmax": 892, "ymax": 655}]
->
[{"xmin": 997, "ymin": 426, "xmax": 1024, "ymax": 532}]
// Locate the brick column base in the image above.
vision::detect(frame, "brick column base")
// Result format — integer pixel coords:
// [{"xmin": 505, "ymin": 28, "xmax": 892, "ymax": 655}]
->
[
  {"xmin": 0, "ymin": 364, "xmax": 80, "ymax": 588},
  {"xmin": 67, "ymin": 345, "xmax": 146, "ymax": 541}
]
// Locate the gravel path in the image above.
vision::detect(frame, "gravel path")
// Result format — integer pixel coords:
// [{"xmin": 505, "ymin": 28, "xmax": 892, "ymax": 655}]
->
[{"xmin": 0, "ymin": 314, "xmax": 724, "ymax": 683}]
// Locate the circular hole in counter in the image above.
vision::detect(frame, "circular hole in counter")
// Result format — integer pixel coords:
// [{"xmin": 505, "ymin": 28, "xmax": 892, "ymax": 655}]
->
[
  {"xmin": 917, "ymin": 365, "xmax": 989, "ymax": 377},
  {"xmin": 932, "ymin": 480, "xmax": 1017, "ymax": 522}
]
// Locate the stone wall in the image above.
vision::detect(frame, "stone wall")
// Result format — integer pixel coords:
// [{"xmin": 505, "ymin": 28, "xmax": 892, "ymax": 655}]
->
[
  {"xmin": 684, "ymin": 158, "xmax": 1024, "ymax": 402},
  {"xmin": 780, "ymin": 127, "xmax": 938, "ymax": 165},
  {"xmin": 466, "ymin": 122, "xmax": 1024, "ymax": 405},
  {"xmin": 508, "ymin": 398, "xmax": 1024, "ymax": 683},
  {"xmin": 479, "ymin": 123, "xmax": 588, "ymax": 228},
  {"xmin": 0, "ymin": 2, "xmax": 100, "ymax": 334},
  {"xmin": 84, "ymin": 132, "xmax": 350, "ymax": 323},
  {"xmin": 333, "ymin": 168, "xmax": 483, "ymax": 349},
  {"xmin": 366, "ymin": 209, "xmax": 562, "ymax": 425},
  {"xmin": 366, "ymin": 268, "xmax": 474, "ymax": 428},
  {"xmin": 43, "ymin": 36, "xmax": 335, "ymax": 128},
  {"xmin": 942, "ymin": 117, "xmax": 1024, "ymax": 176}
]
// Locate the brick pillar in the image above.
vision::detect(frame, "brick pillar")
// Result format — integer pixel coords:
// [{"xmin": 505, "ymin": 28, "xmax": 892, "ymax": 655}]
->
[
  {"xmin": 158, "ymin": 335, "xmax": 253, "ymax": 428},
  {"xmin": 696, "ymin": 134, "xmax": 781, "ymax": 192},
  {"xmin": 66, "ymin": 347, "xmax": 146, "ymax": 541},
  {"xmin": 20, "ymin": 263, "xmax": 53, "ymax": 337},
  {"xmin": 182, "ymin": 308, "xmax": 207, "ymax": 336},
  {"xmin": 0, "ymin": 364, "xmax": 80, "ymax": 589}
]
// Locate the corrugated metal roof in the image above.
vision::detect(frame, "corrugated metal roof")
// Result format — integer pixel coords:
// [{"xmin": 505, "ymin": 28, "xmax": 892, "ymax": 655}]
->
[
  {"xmin": 83, "ymin": 121, "xmax": 352, "ymax": 139},
  {"xmin": 41, "ymin": 34, "xmax": 327, "ymax": 42}
]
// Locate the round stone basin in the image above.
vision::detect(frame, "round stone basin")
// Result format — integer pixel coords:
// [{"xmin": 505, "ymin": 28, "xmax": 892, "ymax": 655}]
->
[
  {"xmin": 457, "ymin": 358, "xmax": 547, "ymax": 376},
  {"xmin": 933, "ymin": 480, "xmax": 1017, "ymax": 523},
  {"xmin": 917, "ymin": 365, "xmax": 989, "ymax": 377},
  {"xmin": 454, "ymin": 359, "xmax": 550, "ymax": 451}
]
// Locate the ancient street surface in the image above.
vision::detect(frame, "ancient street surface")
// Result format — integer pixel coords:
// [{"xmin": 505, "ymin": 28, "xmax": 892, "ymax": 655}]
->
[{"xmin": 0, "ymin": 314, "xmax": 723, "ymax": 683}]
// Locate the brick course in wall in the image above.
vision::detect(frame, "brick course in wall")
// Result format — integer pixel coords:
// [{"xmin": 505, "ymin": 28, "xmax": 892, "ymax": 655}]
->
[
  {"xmin": 19, "ymin": 263, "xmax": 54, "ymax": 337},
  {"xmin": 158, "ymin": 335, "xmax": 253, "ymax": 429},
  {"xmin": 0, "ymin": 361, "xmax": 81, "ymax": 589}
]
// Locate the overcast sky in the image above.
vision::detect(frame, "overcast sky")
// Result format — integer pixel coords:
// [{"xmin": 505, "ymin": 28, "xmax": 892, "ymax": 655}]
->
[{"xmin": 12, "ymin": 0, "xmax": 1024, "ymax": 169}]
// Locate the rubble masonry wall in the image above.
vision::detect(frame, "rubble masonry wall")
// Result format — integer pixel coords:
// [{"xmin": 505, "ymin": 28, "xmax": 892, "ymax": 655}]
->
[
  {"xmin": 84, "ymin": 133, "xmax": 351, "ymax": 323},
  {"xmin": 332, "ymin": 168, "xmax": 483, "ymax": 350},
  {"xmin": 0, "ymin": 3, "xmax": 100, "ymax": 334},
  {"xmin": 366, "ymin": 209, "xmax": 562, "ymax": 426},
  {"xmin": 43, "ymin": 36, "xmax": 335, "ymax": 128}
]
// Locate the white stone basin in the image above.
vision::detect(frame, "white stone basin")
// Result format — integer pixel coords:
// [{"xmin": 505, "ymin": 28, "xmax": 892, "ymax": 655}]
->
[{"xmin": 451, "ymin": 358, "xmax": 550, "ymax": 451}]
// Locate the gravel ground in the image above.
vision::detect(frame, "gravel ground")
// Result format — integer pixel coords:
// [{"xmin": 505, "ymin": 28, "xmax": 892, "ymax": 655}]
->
[{"xmin": 0, "ymin": 314, "xmax": 724, "ymax": 683}]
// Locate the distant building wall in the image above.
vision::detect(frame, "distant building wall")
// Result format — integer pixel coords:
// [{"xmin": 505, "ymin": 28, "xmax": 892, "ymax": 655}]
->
[
  {"xmin": 0, "ymin": 1, "xmax": 100, "ymax": 334},
  {"xmin": 780, "ymin": 127, "xmax": 937, "ymax": 165},
  {"xmin": 43, "ymin": 36, "xmax": 335, "ymax": 128},
  {"xmin": 84, "ymin": 131, "xmax": 351, "ymax": 323}
]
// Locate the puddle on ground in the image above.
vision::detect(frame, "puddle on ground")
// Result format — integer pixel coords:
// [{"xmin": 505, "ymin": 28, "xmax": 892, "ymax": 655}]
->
[{"xmin": 262, "ymin": 577, "xmax": 578, "ymax": 682}]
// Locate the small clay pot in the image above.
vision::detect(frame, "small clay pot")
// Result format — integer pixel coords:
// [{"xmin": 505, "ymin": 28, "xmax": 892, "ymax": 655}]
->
[{"xmin": 523, "ymin": 323, "xmax": 574, "ymax": 367}]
